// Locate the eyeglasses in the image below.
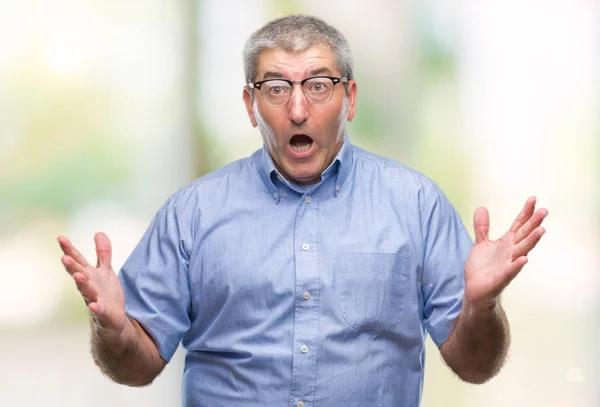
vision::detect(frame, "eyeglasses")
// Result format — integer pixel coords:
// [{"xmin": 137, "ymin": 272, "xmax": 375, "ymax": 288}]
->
[{"xmin": 248, "ymin": 76, "xmax": 348, "ymax": 107}]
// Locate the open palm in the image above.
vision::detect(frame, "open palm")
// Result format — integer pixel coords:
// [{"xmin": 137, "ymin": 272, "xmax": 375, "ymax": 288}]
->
[
  {"xmin": 464, "ymin": 197, "xmax": 548, "ymax": 307},
  {"xmin": 58, "ymin": 232, "xmax": 126, "ymax": 338}
]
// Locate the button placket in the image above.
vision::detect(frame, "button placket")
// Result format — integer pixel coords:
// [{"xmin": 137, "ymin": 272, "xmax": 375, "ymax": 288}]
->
[{"xmin": 289, "ymin": 188, "xmax": 319, "ymax": 407}]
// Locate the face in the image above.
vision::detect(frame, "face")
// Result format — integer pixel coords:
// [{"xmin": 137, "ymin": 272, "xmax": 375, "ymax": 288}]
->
[{"xmin": 243, "ymin": 46, "xmax": 357, "ymax": 185}]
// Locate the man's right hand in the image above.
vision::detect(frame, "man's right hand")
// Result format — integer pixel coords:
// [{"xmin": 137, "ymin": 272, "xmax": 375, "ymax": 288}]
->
[
  {"xmin": 58, "ymin": 232, "xmax": 127, "ymax": 339},
  {"xmin": 58, "ymin": 232, "xmax": 166, "ymax": 386}
]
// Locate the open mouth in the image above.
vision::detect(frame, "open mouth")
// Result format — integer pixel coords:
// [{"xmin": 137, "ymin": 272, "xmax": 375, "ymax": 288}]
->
[{"xmin": 289, "ymin": 134, "xmax": 313, "ymax": 154}]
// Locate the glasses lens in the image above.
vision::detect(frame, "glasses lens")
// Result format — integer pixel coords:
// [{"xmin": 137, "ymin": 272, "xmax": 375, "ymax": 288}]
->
[
  {"xmin": 261, "ymin": 80, "xmax": 292, "ymax": 106},
  {"xmin": 303, "ymin": 77, "xmax": 334, "ymax": 104}
]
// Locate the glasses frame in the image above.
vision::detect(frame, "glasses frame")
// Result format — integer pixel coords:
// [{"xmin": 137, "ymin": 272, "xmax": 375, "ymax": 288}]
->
[{"xmin": 248, "ymin": 75, "xmax": 348, "ymax": 107}]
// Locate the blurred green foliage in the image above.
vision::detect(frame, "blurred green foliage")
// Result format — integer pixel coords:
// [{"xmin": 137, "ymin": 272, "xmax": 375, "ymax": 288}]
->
[{"xmin": 0, "ymin": 68, "xmax": 130, "ymax": 238}]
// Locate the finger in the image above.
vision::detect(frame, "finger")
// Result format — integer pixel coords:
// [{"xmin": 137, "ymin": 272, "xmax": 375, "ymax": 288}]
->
[
  {"xmin": 73, "ymin": 272, "xmax": 98, "ymax": 304},
  {"xmin": 88, "ymin": 301, "xmax": 103, "ymax": 315},
  {"xmin": 94, "ymin": 232, "xmax": 113, "ymax": 269},
  {"xmin": 61, "ymin": 255, "xmax": 88, "ymax": 277},
  {"xmin": 57, "ymin": 236, "xmax": 91, "ymax": 268},
  {"xmin": 88, "ymin": 299, "xmax": 110, "ymax": 319},
  {"xmin": 512, "ymin": 226, "xmax": 546, "ymax": 260},
  {"xmin": 514, "ymin": 208, "xmax": 549, "ymax": 244},
  {"xmin": 509, "ymin": 197, "xmax": 536, "ymax": 233},
  {"xmin": 473, "ymin": 207, "xmax": 490, "ymax": 243},
  {"xmin": 502, "ymin": 256, "xmax": 528, "ymax": 286},
  {"xmin": 87, "ymin": 301, "xmax": 111, "ymax": 327}
]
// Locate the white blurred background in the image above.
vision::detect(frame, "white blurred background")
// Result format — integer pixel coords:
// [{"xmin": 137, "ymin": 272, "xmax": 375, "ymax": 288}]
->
[{"xmin": 0, "ymin": 0, "xmax": 598, "ymax": 406}]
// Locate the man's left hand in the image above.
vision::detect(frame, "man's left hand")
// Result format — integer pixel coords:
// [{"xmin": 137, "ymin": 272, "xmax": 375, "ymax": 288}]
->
[{"xmin": 464, "ymin": 197, "xmax": 548, "ymax": 309}]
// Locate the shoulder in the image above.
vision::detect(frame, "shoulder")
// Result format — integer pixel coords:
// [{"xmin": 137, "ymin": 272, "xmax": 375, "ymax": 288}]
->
[
  {"xmin": 167, "ymin": 149, "xmax": 262, "ymax": 213},
  {"xmin": 176, "ymin": 150, "xmax": 261, "ymax": 198},
  {"xmin": 351, "ymin": 144, "xmax": 441, "ymax": 196},
  {"xmin": 349, "ymin": 144, "xmax": 452, "ymax": 223}
]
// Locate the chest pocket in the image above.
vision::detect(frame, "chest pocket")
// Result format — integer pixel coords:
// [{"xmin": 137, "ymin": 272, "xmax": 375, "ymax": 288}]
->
[{"xmin": 337, "ymin": 252, "xmax": 409, "ymax": 331}]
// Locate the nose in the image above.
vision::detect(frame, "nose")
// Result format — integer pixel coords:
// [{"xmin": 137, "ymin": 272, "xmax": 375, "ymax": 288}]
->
[{"xmin": 287, "ymin": 84, "xmax": 309, "ymax": 125}]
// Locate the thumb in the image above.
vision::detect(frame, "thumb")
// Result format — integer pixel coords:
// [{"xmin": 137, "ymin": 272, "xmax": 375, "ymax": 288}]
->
[
  {"xmin": 94, "ymin": 232, "xmax": 113, "ymax": 268},
  {"xmin": 473, "ymin": 207, "xmax": 490, "ymax": 244}
]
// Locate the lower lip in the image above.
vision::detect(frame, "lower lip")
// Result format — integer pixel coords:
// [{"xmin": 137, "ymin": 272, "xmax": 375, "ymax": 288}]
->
[{"xmin": 287, "ymin": 142, "xmax": 315, "ymax": 159}]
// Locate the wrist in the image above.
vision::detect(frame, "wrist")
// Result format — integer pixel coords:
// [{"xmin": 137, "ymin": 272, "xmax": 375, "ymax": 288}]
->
[
  {"xmin": 462, "ymin": 296, "xmax": 501, "ymax": 320},
  {"xmin": 91, "ymin": 315, "xmax": 131, "ymax": 351}
]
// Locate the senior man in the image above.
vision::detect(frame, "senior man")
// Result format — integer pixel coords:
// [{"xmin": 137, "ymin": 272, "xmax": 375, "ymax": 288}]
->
[{"xmin": 58, "ymin": 15, "xmax": 548, "ymax": 407}]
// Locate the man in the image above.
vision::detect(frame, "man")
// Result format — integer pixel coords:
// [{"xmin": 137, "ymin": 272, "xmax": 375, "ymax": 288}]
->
[{"xmin": 58, "ymin": 15, "xmax": 547, "ymax": 407}]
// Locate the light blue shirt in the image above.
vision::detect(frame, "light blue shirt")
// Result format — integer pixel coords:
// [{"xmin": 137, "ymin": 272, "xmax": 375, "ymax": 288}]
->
[{"xmin": 119, "ymin": 137, "xmax": 473, "ymax": 407}]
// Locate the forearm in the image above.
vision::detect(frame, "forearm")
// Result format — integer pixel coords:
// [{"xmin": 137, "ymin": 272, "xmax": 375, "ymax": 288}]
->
[
  {"xmin": 440, "ymin": 299, "xmax": 510, "ymax": 384},
  {"xmin": 91, "ymin": 316, "xmax": 166, "ymax": 386}
]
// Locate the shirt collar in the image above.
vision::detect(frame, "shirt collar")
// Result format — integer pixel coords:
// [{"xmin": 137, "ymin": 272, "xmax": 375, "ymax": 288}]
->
[{"xmin": 257, "ymin": 135, "xmax": 354, "ymax": 203}]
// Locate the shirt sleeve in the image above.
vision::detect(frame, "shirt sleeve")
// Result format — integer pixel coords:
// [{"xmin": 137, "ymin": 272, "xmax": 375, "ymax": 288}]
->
[
  {"xmin": 420, "ymin": 184, "xmax": 473, "ymax": 347},
  {"xmin": 118, "ymin": 195, "xmax": 192, "ymax": 362}
]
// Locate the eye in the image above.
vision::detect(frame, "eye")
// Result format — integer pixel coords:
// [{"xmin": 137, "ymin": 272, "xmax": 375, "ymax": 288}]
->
[
  {"xmin": 306, "ymin": 79, "xmax": 330, "ymax": 93},
  {"xmin": 265, "ymin": 81, "xmax": 290, "ymax": 97}
]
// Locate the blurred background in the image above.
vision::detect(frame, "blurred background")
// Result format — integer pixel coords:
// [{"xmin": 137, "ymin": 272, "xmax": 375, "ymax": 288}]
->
[{"xmin": 0, "ymin": 0, "xmax": 598, "ymax": 405}]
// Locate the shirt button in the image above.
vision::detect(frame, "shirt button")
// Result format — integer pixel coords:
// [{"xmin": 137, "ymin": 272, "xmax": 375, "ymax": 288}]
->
[
  {"xmin": 300, "ymin": 345, "xmax": 309, "ymax": 354},
  {"xmin": 305, "ymin": 195, "xmax": 312, "ymax": 204},
  {"xmin": 297, "ymin": 401, "xmax": 305, "ymax": 407},
  {"xmin": 302, "ymin": 243, "xmax": 309, "ymax": 251},
  {"xmin": 302, "ymin": 291, "xmax": 311, "ymax": 300},
  {"xmin": 273, "ymin": 192, "xmax": 279, "ymax": 199},
  {"xmin": 335, "ymin": 184, "xmax": 340, "ymax": 191}
]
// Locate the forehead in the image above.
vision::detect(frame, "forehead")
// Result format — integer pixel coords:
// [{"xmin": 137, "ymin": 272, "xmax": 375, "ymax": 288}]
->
[{"xmin": 256, "ymin": 46, "xmax": 337, "ymax": 80}]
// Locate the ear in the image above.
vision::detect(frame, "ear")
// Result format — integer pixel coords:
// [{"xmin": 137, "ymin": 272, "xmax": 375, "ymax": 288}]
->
[
  {"xmin": 242, "ymin": 87, "xmax": 258, "ymax": 127},
  {"xmin": 346, "ymin": 80, "xmax": 358, "ymax": 122}
]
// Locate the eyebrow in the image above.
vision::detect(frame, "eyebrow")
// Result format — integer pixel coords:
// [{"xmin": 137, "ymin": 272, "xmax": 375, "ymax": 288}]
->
[
  {"xmin": 307, "ymin": 66, "xmax": 333, "ymax": 76},
  {"xmin": 260, "ymin": 66, "xmax": 335, "ymax": 81},
  {"xmin": 261, "ymin": 71, "xmax": 286, "ymax": 80}
]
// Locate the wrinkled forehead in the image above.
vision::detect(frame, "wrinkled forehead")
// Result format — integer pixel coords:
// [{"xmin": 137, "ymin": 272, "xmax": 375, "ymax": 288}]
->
[{"xmin": 256, "ymin": 45, "xmax": 339, "ymax": 81}]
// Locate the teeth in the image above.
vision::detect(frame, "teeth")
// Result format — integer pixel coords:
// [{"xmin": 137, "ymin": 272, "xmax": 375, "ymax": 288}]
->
[{"xmin": 291, "ymin": 143, "xmax": 311, "ymax": 153}]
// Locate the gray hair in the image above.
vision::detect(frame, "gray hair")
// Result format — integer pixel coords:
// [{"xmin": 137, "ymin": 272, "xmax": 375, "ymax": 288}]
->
[{"xmin": 243, "ymin": 15, "xmax": 354, "ymax": 85}]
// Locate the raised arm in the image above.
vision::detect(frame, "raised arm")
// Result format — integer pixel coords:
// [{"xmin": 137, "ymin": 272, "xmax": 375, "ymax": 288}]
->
[
  {"xmin": 440, "ymin": 197, "xmax": 548, "ymax": 383},
  {"xmin": 58, "ymin": 232, "xmax": 167, "ymax": 386}
]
